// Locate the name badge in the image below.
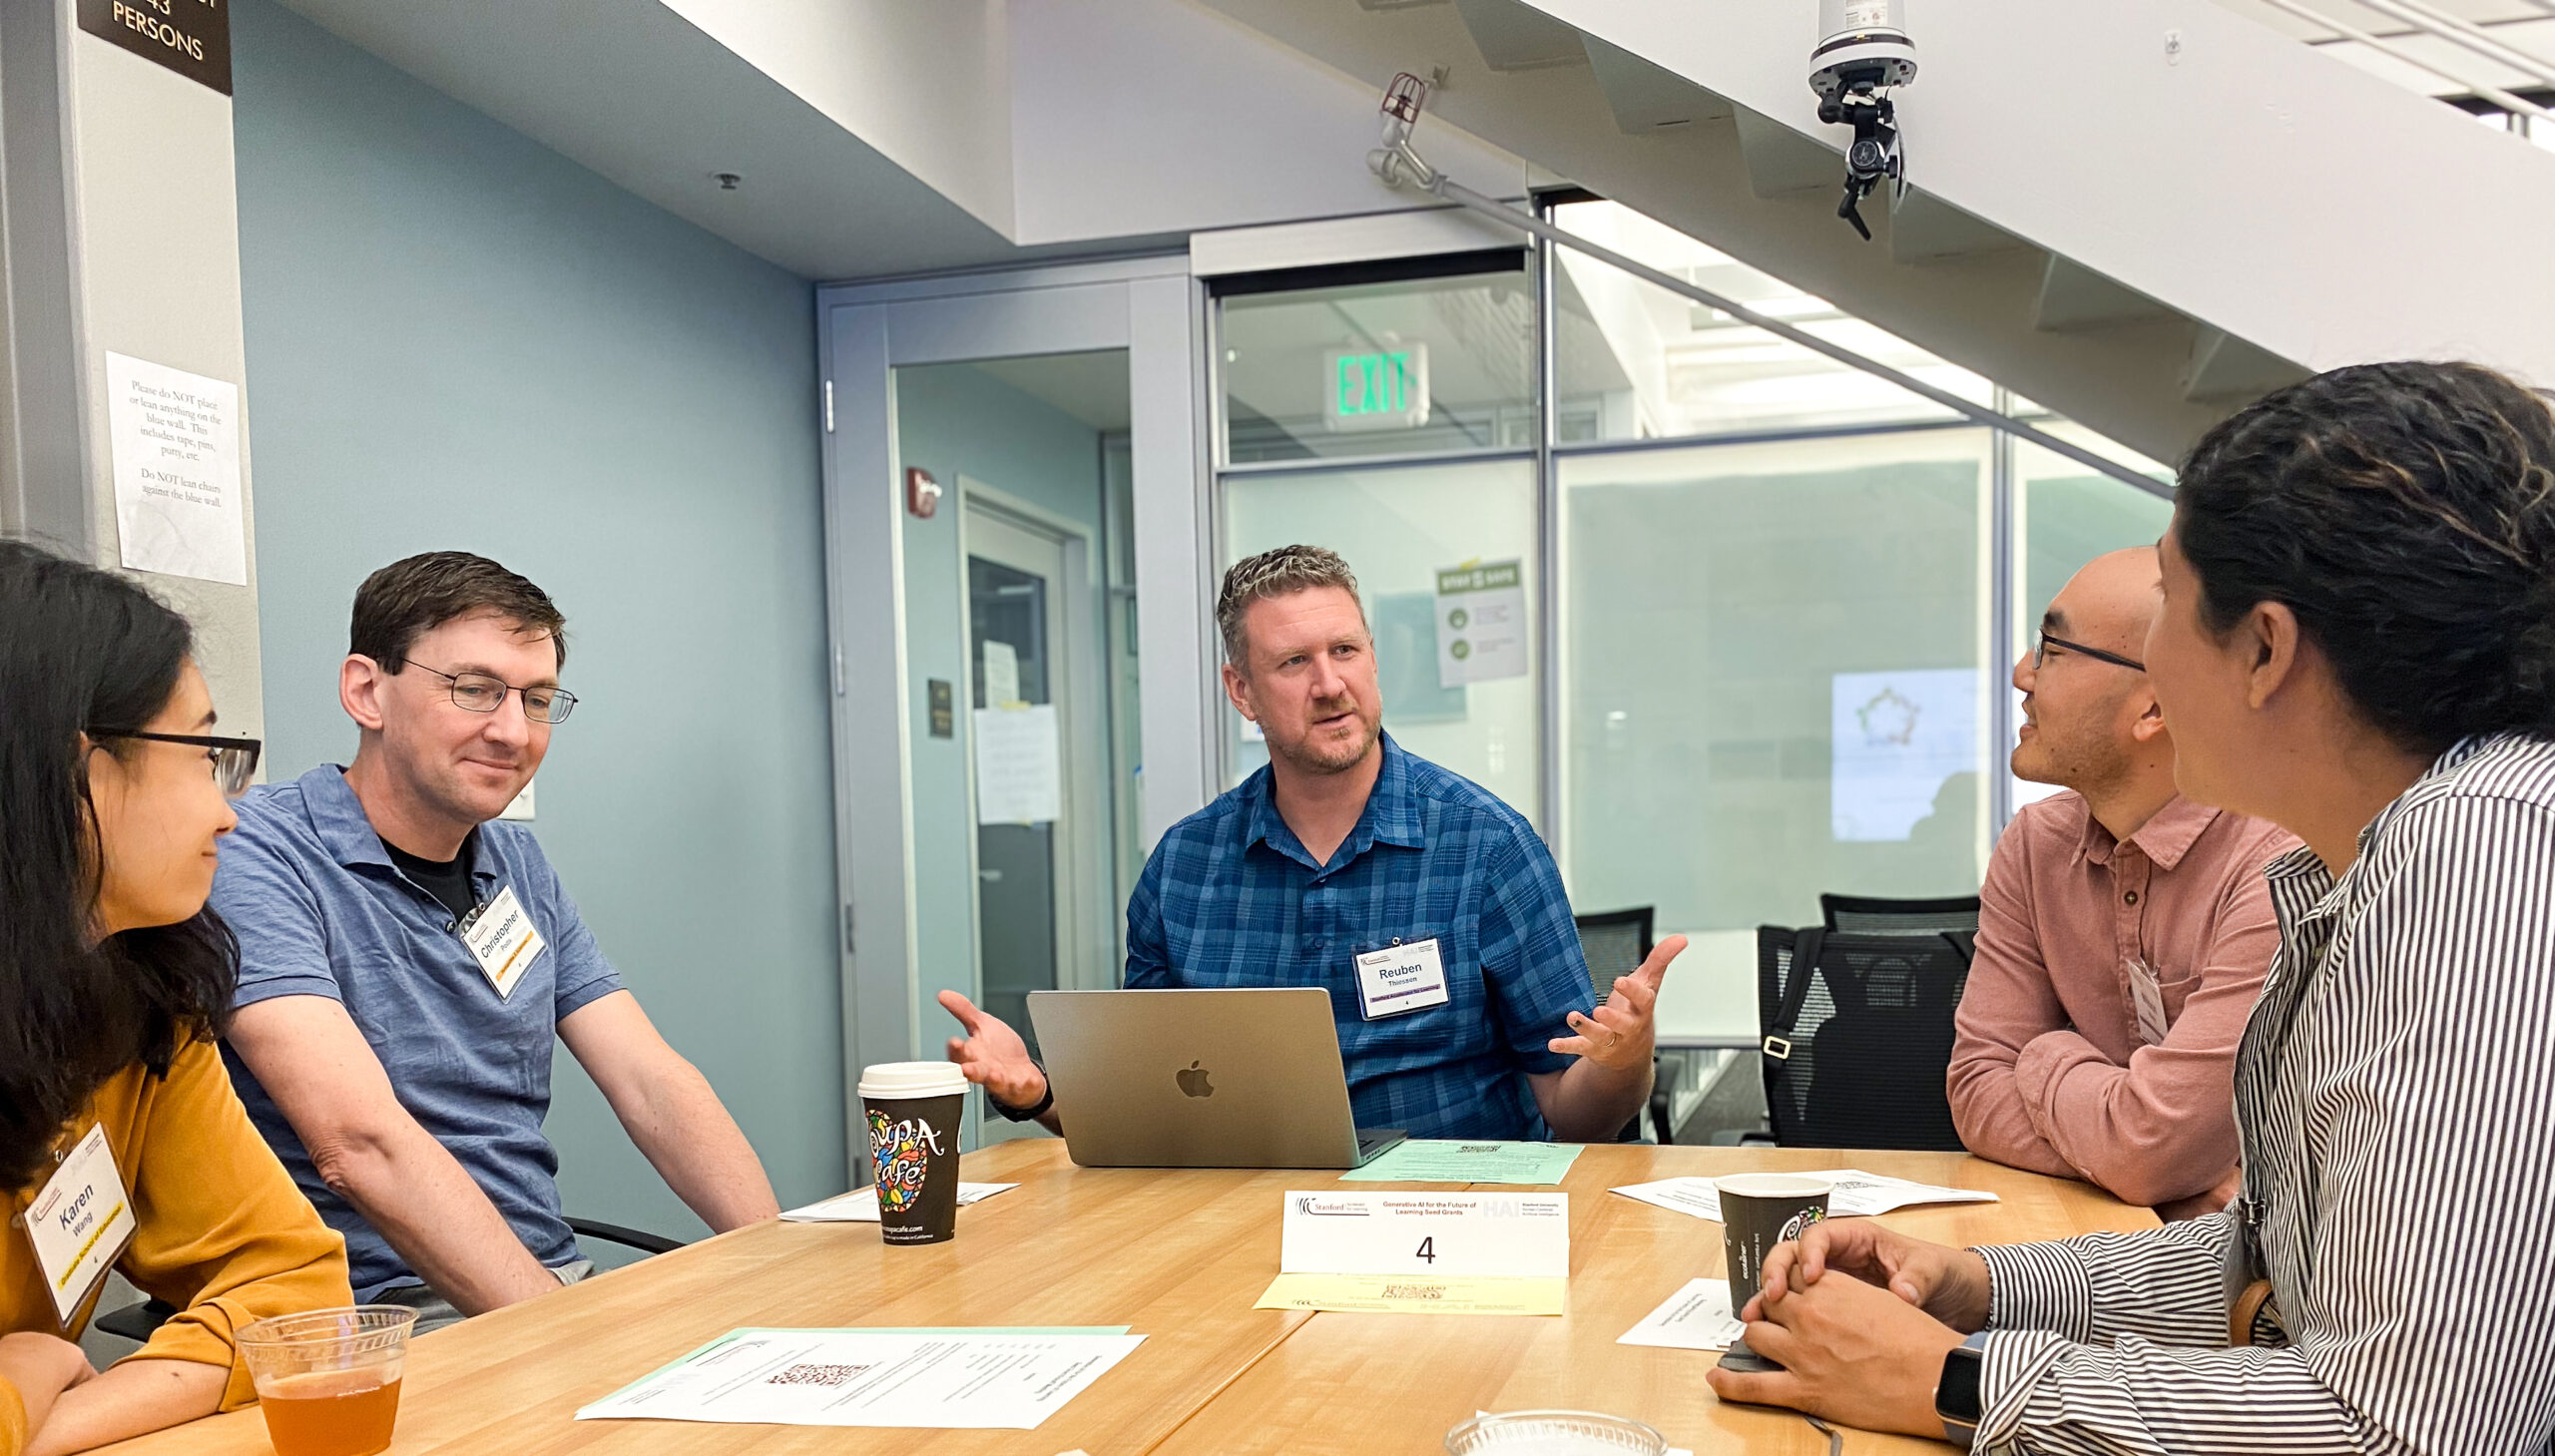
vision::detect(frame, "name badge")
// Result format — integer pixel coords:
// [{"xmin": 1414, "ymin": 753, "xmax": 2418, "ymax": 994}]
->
[
  {"xmin": 460, "ymin": 886, "xmax": 546, "ymax": 1000},
  {"xmin": 24, "ymin": 1124, "xmax": 137, "ymax": 1326},
  {"xmin": 1354, "ymin": 937, "xmax": 1450, "ymax": 1020},
  {"xmin": 1280, "ymin": 1191, "xmax": 1569, "ymax": 1278},
  {"xmin": 2126, "ymin": 958, "xmax": 2171, "ymax": 1047}
]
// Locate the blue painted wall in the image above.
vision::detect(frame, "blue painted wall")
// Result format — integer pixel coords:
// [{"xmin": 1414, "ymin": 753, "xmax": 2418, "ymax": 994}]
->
[{"xmin": 231, "ymin": 0, "xmax": 844, "ymax": 1242}]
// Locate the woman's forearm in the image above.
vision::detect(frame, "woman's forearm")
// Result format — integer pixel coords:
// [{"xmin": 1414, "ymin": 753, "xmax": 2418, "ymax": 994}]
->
[{"xmin": 23, "ymin": 1358, "xmax": 224, "ymax": 1456}]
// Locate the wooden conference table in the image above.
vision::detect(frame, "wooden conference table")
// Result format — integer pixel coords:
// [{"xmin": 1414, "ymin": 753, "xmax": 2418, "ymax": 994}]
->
[{"xmin": 106, "ymin": 1142, "xmax": 2155, "ymax": 1456}]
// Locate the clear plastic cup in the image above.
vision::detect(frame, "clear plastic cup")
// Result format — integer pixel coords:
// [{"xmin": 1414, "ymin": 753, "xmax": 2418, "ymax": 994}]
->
[
  {"xmin": 1445, "ymin": 1410, "xmax": 1669, "ymax": 1455},
  {"xmin": 236, "ymin": 1306, "xmax": 417, "ymax": 1456}
]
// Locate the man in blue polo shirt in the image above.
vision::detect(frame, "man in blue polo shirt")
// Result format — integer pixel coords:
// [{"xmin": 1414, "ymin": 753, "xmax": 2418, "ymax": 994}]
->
[
  {"xmin": 213, "ymin": 553, "xmax": 776, "ymax": 1329},
  {"xmin": 943, "ymin": 544, "xmax": 1683, "ymax": 1142}
]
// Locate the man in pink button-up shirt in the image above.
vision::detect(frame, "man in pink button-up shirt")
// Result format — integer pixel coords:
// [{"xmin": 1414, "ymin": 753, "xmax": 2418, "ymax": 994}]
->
[{"xmin": 1949, "ymin": 548, "xmax": 2298, "ymax": 1218}]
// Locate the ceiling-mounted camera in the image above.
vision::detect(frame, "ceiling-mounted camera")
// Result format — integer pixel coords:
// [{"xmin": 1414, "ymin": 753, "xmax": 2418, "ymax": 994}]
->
[{"xmin": 1809, "ymin": 0, "xmax": 1917, "ymax": 242}]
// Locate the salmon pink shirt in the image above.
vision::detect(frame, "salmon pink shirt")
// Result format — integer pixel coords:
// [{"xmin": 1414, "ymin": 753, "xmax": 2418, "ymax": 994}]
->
[{"xmin": 1949, "ymin": 790, "xmax": 2298, "ymax": 1213}]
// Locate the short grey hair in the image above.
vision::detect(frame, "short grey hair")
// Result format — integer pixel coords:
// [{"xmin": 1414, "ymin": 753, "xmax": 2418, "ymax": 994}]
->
[{"xmin": 1217, "ymin": 544, "xmax": 1364, "ymax": 668}]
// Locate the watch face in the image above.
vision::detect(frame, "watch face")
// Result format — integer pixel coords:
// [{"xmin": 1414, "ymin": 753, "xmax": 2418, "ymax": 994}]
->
[{"xmin": 1937, "ymin": 1345, "xmax": 1986, "ymax": 1424}]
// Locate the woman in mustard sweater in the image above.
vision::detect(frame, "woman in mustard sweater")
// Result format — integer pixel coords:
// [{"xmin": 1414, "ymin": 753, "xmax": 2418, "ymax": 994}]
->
[{"xmin": 0, "ymin": 542, "xmax": 352, "ymax": 1456}]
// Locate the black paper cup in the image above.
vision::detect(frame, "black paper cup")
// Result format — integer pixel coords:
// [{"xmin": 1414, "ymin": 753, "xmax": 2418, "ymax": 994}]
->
[
  {"xmin": 1715, "ymin": 1174, "xmax": 1832, "ymax": 1374},
  {"xmin": 857, "ymin": 1062, "xmax": 969, "ymax": 1245}
]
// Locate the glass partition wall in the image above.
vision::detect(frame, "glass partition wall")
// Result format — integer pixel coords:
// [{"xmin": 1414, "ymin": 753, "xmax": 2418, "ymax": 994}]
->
[{"xmin": 1207, "ymin": 200, "xmax": 2173, "ymax": 1039}]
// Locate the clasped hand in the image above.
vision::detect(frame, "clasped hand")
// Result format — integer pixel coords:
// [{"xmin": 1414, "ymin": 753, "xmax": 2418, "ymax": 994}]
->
[{"xmin": 1703, "ymin": 1218, "xmax": 1993, "ymax": 1438}]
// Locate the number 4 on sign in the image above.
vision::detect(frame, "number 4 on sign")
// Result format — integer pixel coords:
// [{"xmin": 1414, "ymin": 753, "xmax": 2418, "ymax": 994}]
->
[{"xmin": 1416, "ymin": 1236, "xmax": 1436, "ymax": 1264}]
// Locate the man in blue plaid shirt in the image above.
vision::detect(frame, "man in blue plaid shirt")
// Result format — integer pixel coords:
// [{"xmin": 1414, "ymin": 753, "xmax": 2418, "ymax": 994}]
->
[{"xmin": 941, "ymin": 545, "xmax": 1684, "ymax": 1142}]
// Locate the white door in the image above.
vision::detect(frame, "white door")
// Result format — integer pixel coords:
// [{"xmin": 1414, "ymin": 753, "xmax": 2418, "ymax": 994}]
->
[{"xmin": 818, "ymin": 259, "xmax": 1210, "ymax": 1166}]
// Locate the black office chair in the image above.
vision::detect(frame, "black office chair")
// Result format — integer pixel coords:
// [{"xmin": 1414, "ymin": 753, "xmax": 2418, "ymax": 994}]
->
[
  {"xmin": 1754, "ymin": 924, "xmax": 1975, "ymax": 1151},
  {"xmin": 90, "ymin": 1217, "xmax": 685, "ymax": 1343},
  {"xmin": 1574, "ymin": 906, "xmax": 1675, "ymax": 1145},
  {"xmin": 1819, "ymin": 893, "xmax": 1982, "ymax": 936}
]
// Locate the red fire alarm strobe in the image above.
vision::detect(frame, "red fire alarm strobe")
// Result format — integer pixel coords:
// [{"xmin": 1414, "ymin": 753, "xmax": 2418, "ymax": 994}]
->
[{"xmin": 906, "ymin": 466, "xmax": 943, "ymax": 519}]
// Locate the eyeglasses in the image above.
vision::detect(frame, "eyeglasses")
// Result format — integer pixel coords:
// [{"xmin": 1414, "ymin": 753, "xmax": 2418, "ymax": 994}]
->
[
  {"xmin": 2034, "ymin": 631, "xmax": 2146, "ymax": 674},
  {"xmin": 401, "ymin": 661, "xmax": 579, "ymax": 725},
  {"xmin": 89, "ymin": 731, "xmax": 263, "ymax": 796}
]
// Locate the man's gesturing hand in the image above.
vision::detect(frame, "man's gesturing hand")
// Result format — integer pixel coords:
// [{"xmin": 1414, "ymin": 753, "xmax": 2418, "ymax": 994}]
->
[
  {"xmin": 938, "ymin": 991, "xmax": 1047, "ymax": 1109},
  {"xmin": 1549, "ymin": 934, "xmax": 1687, "ymax": 1074},
  {"xmin": 1751, "ymin": 1218, "xmax": 1993, "ymax": 1334}
]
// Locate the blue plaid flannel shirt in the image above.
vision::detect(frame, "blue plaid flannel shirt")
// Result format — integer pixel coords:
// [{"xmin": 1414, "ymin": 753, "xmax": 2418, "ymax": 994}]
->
[{"xmin": 1124, "ymin": 732, "xmax": 1595, "ymax": 1140}]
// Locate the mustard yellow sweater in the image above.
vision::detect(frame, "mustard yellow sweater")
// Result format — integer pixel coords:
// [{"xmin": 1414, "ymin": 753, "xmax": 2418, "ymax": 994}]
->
[{"xmin": 2, "ymin": 1038, "xmax": 352, "ymax": 1452}]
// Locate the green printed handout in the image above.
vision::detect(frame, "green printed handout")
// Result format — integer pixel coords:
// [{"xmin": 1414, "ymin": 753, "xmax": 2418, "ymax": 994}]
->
[{"xmin": 1339, "ymin": 1140, "xmax": 1584, "ymax": 1185}]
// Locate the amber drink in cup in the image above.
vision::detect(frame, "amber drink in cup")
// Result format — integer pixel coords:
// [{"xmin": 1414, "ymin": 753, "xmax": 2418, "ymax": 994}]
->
[{"xmin": 237, "ymin": 1306, "xmax": 416, "ymax": 1456}]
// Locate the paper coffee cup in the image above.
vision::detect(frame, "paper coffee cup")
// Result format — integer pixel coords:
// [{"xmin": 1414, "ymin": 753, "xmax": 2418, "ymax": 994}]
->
[
  {"xmin": 1715, "ymin": 1174, "xmax": 1833, "ymax": 1316},
  {"xmin": 857, "ymin": 1062, "xmax": 968, "ymax": 1245}
]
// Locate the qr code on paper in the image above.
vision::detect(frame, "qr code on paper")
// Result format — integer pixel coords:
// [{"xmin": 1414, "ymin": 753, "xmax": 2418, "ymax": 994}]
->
[{"xmin": 768, "ymin": 1363, "xmax": 869, "ymax": 1387}]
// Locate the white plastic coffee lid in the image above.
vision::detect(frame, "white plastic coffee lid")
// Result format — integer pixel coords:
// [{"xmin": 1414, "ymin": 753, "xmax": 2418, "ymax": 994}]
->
[
  {"xmin": 1714, "ymin": 1174, "xmax": 1835, "ymax": 1198},
  {"xmin": 857, "ymin": 1061, "xmax": 969, "ymax": 1099}
]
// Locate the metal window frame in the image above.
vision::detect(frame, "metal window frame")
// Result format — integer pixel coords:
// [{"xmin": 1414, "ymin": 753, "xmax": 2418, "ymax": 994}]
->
[{"xmin": 1199, "ymin": 196, "xmax": 2171, "ymax": 860}]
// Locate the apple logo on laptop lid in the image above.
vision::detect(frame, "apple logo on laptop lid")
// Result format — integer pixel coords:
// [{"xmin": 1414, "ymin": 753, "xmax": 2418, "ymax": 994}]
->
[{"xmin": 1176, "ymin": 1061, "xmax": 1215, "ymax": 1099}]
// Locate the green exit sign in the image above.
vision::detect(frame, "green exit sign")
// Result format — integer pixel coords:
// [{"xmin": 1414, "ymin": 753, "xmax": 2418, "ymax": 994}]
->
[{"xmin": 1322, "ymin": 343, "xmax": 1431, "ymax": 432}]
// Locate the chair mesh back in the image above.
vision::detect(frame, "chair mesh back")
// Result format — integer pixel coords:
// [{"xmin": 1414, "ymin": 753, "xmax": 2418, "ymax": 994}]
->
[
  {"xmin": 1819, "ymin": 893, "xmax": 1982, "ymax": 936},
  {"xmin": 1757, "ymin": 927, "xmax": 1973, "ymax": 1152},
  {"xmin": 1574, "ymin": 907, "xmax": 1654, "ymax": 1006}
]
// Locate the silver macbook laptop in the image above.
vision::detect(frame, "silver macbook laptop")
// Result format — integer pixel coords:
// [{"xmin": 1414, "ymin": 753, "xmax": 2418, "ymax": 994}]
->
[{"xmin": 1027, "ymin": 988, "xmax": 1407, "ymax": 1170}]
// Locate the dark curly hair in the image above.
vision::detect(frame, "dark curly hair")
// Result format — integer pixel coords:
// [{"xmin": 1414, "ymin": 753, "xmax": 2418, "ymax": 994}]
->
[
  {"xmin": 2174, "ymin": 360, "xmax": 2555, "ymax": 755},
  {"xmin": 0, "ymin": 541, "xmax": 240, "ymax": 1194}
]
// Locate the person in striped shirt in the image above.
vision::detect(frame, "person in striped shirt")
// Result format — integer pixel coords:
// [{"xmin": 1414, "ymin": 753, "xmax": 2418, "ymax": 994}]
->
[{"xmin": 1708, "ymin": 359, "xmax": 2555, "ymax": 1455}]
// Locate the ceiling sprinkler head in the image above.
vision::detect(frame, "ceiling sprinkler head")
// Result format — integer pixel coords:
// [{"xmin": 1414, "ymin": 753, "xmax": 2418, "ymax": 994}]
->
[{"xmin": 714, "ymin": 173, "xmax": 743, "ymax": 191}]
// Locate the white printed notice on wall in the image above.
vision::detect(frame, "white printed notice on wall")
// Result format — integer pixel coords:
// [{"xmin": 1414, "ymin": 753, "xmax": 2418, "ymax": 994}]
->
[
  {"xmin": 107, "ymin": 352, "xmax": 246, "ymax": 586},
  {"xmin": 982, "ymin": 640, "xmax": 1022, "ymax": 708},
  {"xmin": 1830, "ymin": 668, "xmax": 1979, "ymax": 842},
  {"xmin": 1435, "ymin": 560, "xmax": 1527, "ymax": 690},
  {"xmin": 975, "ymin": 705, "xmax": 1062, "ymax": 825}
]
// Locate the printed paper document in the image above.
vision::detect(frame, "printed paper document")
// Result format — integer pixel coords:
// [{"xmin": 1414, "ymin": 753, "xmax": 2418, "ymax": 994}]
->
[
  {"xmin": 781, "ymin": 1184, "xmax": 1018, "ymax": 1222},
  {"xmin": 1610, "ymin": 1170, "xmax": 1995, "ymax": 1222},
  {"xmin": 576, "ymin": 1328, "xmax": 1143, "ymax": 1429},
  {"xmin": 1339, "ymin": 1140, "xmax": 1582, "ymax": 1185},
  {"xmin": 1617, "ymin": 1278, "xmax": 1746, "ymax": 1352}
]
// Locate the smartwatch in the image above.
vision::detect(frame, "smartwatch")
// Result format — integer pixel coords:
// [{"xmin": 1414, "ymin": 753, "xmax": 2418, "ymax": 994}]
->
[
  {"xmin": 1935, "ymin": 1333, "xmax": 1987, "ymax": 1450},
  {"xmin": 985, "ymin": 1063, "xmax": 1055, "ymax": 1123}
]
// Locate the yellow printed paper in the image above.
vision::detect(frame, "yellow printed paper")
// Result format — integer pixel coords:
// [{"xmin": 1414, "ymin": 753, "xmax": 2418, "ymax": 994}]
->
[{"xmin": 1254, "ymin": 1272, "xmax": 1567, "ymax": 1315}]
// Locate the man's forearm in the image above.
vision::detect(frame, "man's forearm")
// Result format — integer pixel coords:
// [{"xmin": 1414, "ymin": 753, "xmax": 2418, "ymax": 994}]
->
[
  {"xmin": 319, "ymin": 1128, "xmax": 559, "ymax": 1313},
  {"xmin": 1540, "ymin": 1056, "xmax": 1653, "ymax": 1142},
  {"xmin": 23, "ymin": 1358, "xmax": 223, "ymax": 1456},
  {"xmin": 1947, "ymin": 1058, "xmax": 2082, "ymax": 1181},
  {"xmin": 2019, "ymin": 1032, "xmax": 2238, "ymax": 1208},
  {"xmin": 617, "ymin": 1062, "xmax": 779, "ymax": 1232}
]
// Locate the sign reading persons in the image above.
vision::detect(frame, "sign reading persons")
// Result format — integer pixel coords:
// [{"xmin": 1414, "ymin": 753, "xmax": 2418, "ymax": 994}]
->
[{"xmin": 77, "ymin": 0, "xmax": 232, "ymax": 96}]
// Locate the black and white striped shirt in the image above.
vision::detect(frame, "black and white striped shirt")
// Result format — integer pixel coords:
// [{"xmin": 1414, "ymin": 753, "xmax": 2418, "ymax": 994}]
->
[{"xmin": 1970, "ymin": 733, "xmax": 2555, "ymax": 1455}]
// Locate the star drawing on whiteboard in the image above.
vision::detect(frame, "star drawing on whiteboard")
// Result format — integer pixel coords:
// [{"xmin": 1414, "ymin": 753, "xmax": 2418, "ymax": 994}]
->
[{"xmin": 1856, "ymin": 686, "xmax": 1920, "ymax": 747}]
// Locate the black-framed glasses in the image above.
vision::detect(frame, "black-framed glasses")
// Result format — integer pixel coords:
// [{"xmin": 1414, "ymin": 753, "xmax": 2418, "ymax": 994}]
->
[
  {"xmin": 2034, "ymin": 631, "xmax": 2147, "ymax": 674},
  {"xmin": 89, "ymin": 731, "xmax": 262, "ymax": 796},
  {"xmin": 401, "ymin": 661, "xmax": 579, "ymax": 725}
]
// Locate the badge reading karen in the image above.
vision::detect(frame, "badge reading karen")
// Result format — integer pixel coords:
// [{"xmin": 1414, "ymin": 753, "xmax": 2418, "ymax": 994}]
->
[
  {"xmin": 460, "ymin": 886, "xmax": 546, "ymax": 1000},
  {"xmin": 25, "ymin": 1124, "xmax": 137, "ymax": 1325}
]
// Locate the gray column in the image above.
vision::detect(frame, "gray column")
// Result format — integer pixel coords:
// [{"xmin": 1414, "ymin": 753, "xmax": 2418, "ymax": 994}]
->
[{"xmin": 0, "ymin": 0, "xmax": 262, "ymax": 736}]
